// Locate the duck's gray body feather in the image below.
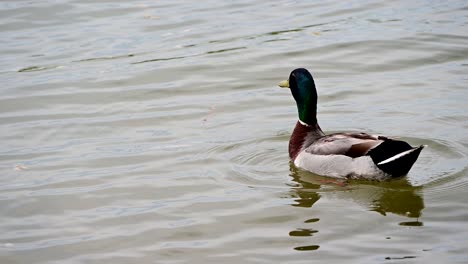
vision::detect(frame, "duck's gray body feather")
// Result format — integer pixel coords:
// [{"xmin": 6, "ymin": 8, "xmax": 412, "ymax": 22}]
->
[
  {"xmin": 294, "ymin": 131, "xmax": 390, "ymax": 179},
  {"xmin": 294, "ymin": 152, "xmax": 389, "ymax": 180},
  {"xmin": 289, "ymin": 122, "xmax": 424, "ymax": 179}
]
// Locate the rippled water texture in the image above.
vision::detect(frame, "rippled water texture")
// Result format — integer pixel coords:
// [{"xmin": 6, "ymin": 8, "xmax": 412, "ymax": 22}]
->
[{"xmin": 1, "ymin": 1, "xmax": 468, "ymax": 263}]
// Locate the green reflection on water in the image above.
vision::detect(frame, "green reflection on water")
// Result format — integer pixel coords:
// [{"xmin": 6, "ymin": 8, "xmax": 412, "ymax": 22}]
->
[
  {"xmin": 288, "ymin": 162, "xmax": 425, "ymax": 218},
  {"xmin": 294, "ymin": 245, "xmax": 320, "ymax": 251},
  {"xmin": 289, "ymin": 228, "xmax": 318, "ymax": 237},
  {"xmin": 287, "ymin": 162, "xmax": 425, "ymax": 251}
]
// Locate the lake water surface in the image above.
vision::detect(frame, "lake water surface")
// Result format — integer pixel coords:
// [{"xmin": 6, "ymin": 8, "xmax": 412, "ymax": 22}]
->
[{"xmin": 1, "ymin": 1, "xmax": 468, "ymax": 263}]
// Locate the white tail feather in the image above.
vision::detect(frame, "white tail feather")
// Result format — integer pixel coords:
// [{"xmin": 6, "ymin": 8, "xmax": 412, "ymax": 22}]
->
[{"xmin": 377, "ymin": 145, "xmax": 426, "ymax": 165}]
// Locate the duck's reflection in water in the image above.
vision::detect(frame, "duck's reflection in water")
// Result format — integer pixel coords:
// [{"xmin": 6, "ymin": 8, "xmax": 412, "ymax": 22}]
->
[{"xmin": 287, "ymin": 162, "xmax": 425, "ymax": 251}]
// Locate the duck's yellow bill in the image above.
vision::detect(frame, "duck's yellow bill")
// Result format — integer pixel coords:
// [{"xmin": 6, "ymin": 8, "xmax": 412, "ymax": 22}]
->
[{"xmin": 278, "ymin": 79, "xmax": 290, "ymax": 88}]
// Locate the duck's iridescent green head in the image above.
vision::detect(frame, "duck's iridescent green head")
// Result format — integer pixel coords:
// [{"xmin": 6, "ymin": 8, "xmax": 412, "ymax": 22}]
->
[{"xmin": 279, "ymin": 68, "xmax": 318, "ymax": 125}]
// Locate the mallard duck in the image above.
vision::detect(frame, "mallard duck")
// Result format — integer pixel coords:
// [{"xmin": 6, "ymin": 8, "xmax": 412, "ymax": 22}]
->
[{"xmin": 279, "ymin": 68, "xmax": 425, "ymax": 180}]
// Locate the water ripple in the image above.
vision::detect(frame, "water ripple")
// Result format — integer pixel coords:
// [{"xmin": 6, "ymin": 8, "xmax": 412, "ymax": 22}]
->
[{"xmin": 1, "ymin": 1, "xmax": 468, "ymax": 263}]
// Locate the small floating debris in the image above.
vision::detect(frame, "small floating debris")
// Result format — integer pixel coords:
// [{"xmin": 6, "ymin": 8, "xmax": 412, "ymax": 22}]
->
[
  {"xmin": 202, "ymin": 106, "xmax": 216, "ymax": 123},
  {"xmin": 143, "ymin": 15, "xmax": 160, "ymax": 20},
  {"xmin": 14, "ymin": 164, "xmax": 28, "ymax": 171}
]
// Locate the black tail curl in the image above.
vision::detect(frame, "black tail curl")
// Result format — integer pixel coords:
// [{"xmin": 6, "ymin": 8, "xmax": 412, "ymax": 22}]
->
[{"xmin": 367, "ymin": 139, "xmax": 424, "ymax": 177}]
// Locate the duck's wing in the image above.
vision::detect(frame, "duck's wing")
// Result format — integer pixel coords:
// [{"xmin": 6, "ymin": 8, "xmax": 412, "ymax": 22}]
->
[{"xmin": 304, "ymin": 132, "xmax": 384, "ymax": 157}]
